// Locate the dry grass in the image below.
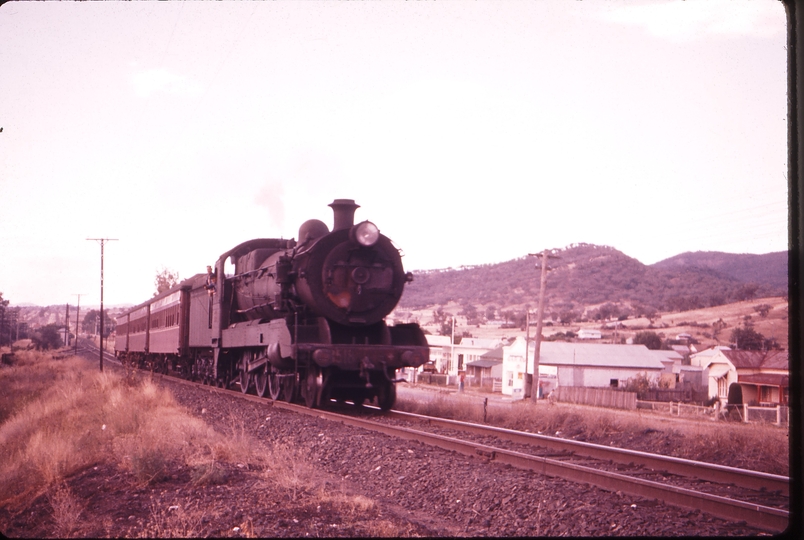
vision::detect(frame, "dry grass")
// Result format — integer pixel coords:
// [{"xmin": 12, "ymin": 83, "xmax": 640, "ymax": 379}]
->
[
  {"xmin": 1, "ymin": 351, "xmax": 415, "ymax": 536},
  {"xmin": 47, "ymin": 483, "xmax": 84, "ymax": 537},
  {"xmin": 398, "ymin": 391, "xmax": 488, "ymax": 424},
  {"xmin": 0, "ymin": 351, "xmax": 267, "ymax": 507},
  {"xmin": 395, "ymin": 389, "xmax": 789, "ymax": 474},
  {"xmin": 260, "ymin": 442, "xmax": 317, "ymax": 501},
  {"xmin": 140, "ymin": 501, "xmax": 206, "ymax": 539}
]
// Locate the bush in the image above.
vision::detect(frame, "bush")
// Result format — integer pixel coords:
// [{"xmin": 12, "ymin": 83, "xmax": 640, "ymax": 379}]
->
[{"xmin": 633, "ymin": 331, "xmax": 662, "ymax": 350}]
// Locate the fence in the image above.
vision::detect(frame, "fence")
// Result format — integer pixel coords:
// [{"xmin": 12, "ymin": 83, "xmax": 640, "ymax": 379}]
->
[
  {"xmin": 741, "ymin": 404, "xmax": 789, "ymax": 426},
  {"xmin": 417, "ymin": 373, "xmax": 451, "ymax": 386},
  {"xmin": 553, "ymin": 386, "xmax": 637, "ymax": 410},
  {"xmin": 639, "ymin": 387, "xmax": 709, "ymax": 404},
  {"xmin": 637, "ymin": 400, "xmax": 789, "ymax": 426},
  {"xmin": 637, "ymin": 400, "xmax": 713, "ymax": 418}
]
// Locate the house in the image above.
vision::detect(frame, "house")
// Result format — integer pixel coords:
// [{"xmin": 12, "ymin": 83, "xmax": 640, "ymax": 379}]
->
[
  {"xmin": 689, "ymin": 346, "xmax": 735, "ymax": 400},
  {"xmin": 500, "ymin": 338, "xmax": 665, "ymax": 396},
  {"xmin": 424, "ymin": 334, "xmax": 451, "ymax": 373},
  {"xmin": 467, "ymin": 346, "xmax": 504, "ymax": 387},
  {"xmin": 648, "ymin": 349, "xmax": 684, "ymax": 388},
  {"xmin": 423, "ymin": 335, "xmax": 503, "ymax": 376},
  {"xmin": 691, "ymin": 346, "xmax": 789, "ymax": 405},
  {"xmin": 446, "ymin": 337, "xmax": 504, "ymax": 376}
]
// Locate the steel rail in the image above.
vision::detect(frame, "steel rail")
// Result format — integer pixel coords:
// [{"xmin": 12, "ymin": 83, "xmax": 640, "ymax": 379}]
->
[
  {"xmin": 86, "ymin": 348, "xmax": 789, "ymax": 533},
  {"xmin": 383, "ymin": 409, "xmax": 789, "ymax": 496},
  {"xmin": 279, "ymin": 403, "xmax": 789, "ymax": 533},
  {"xmin": 178, "ymin": 379, "xmax": 789, "ymax": 534}
]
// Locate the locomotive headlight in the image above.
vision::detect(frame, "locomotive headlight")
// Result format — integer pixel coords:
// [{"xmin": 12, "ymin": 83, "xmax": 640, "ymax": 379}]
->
[{"xmin": 351, "ymin": 221, "xmax": 380, "ymax": 247}]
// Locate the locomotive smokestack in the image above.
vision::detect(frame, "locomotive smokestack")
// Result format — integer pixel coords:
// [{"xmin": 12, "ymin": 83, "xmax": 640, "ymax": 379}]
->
[{"xmin": 329, "ymin": 199, "xmax": 360, "ymax": 231}]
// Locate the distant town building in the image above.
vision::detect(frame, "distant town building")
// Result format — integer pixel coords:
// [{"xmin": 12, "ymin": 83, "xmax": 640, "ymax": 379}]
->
[
  {"xmin": 577, "ymin": 329, "xmax": 602, "ymax": 340},
  {"xmin": 500, "ymin": 338, "xmax": 664, "ymax": 396},
  {"xmin": 468, "ymin": 346, "xmax": 504, "ymax": 388}
]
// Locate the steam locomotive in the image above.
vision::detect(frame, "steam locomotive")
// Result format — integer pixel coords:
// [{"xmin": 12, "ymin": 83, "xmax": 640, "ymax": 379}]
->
[{"xmin": 114, "ymin": 199, "xmax": 428, "ymax": 410}]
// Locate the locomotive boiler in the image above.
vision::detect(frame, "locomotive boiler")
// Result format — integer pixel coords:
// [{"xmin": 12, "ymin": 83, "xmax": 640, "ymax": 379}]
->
[{"xmin": 114, "ymin": 199, "xmax": 428, "ymax": 410}]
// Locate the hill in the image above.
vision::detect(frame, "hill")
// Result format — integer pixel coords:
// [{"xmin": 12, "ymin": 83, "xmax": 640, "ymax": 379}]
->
[
  {"xmin": 651, "ymin": 251, "xmax": 787, "ymax": 290},
  {"xmin": 399, "ymin": 244, "xmax": 787, "ymax": 319}
]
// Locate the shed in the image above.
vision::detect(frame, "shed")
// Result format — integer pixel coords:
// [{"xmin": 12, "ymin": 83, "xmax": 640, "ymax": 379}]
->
[
  {"xmin": 577, "ymin": 329, "xmax": 602, "ymax": 339},
  {"xmin": 500, "ymin": 337, "xmax": 664, "ymax": 396}
]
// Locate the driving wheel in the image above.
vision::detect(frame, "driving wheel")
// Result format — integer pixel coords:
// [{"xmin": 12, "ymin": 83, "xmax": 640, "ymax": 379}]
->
[{"xmin": 254, "ymin": 364, "xmax": 268, "ymax": 398}]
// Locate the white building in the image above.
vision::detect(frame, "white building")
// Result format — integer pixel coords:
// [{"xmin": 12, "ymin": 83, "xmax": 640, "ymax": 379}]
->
[
  {"xmin": 689, "ymin": 346, "xmax": 734, "ymax": 400},
  {"xmin": 424, "ymin": 334, "xmax": 451, "ymax": 373},
  {"xmin": 448, "ymin": 337, "xmax": 504, "ymax": 375},
  {"xmin": 500, "ymin": 338, "xmax": 665, "ymax": 396},
  {"xmin": 577, "ymin": 329, "xmax": 601, "ymax": 340}
]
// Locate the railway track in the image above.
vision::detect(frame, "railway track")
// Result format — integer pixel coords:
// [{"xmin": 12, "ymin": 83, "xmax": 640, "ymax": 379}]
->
[{"xmin": 80, "ymin": 342, "xmax": 789, "ymax": 533}]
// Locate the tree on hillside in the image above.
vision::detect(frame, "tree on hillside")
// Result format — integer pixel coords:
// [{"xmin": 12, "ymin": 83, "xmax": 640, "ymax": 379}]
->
[
  {"xmin": 712, "ymin": 318, "xmax": 728, "ymax": 341},
  {"xmin": 729, "ymin": 325, "xmax": 778, "ymax": 351},
  {"xmin": 598, "ymin": 302, "xmax": 619, "ymax": 321},
  {"xmin": 633, "ymin": 331, "xmax": 662, "ymax": 350},
  {"xmin": 733, "ymin": 283, "xmax": 759, "ymax": 302},
  {"xmin": 633, "ymin": 303, "xmax": 659, "ymax": 323},
  {"xmin": 559, "ymin": 309, "xmax": 579, "ymax": 325},
  {"xmin": 753, "ymin": 304, "xmax": 772, "ymax": 317},
  {"xmin": 155, "ymin": 266, "xmax": 180, "ymax": 296},
  {"xmin": 459, "ymin": 304, "xmax": 480, "ymax": 325}
]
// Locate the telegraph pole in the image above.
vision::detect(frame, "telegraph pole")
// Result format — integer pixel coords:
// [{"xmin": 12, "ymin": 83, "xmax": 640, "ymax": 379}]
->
[
  {"xmin": 524, "ymin": 310, "xmax": 530, "ymax": 397},
  {"xmin": 72, "ymin": 294, "xmax": 85, "ymax": 356},
  {"xmin": 528, "ymin": 249, "xmax": 559, "ymax": 402},
  {"xmin": 64, "ymin": 303, "xmax": 70, "ymax": 348},
  {"xmin": 87, "ymin": 238, "xmax": 117, "ymax": 371}
]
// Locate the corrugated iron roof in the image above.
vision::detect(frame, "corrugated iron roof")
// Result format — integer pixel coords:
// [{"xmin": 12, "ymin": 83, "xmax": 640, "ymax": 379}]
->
[
  {"xmin": 721, "ymin": 350, "xmax": 788, "ymax": 370},
  {"xmin": 425, "ymin": 335, "xmax": 452, "ymax": 346},
  {"xmin": 650, "ymin": 350, "xmax": 683, "ymax": 362},
  {"xmin": 739, "ymin": 373, "xmax": 789, "ymax": 386},
  {"xmin": 467, "ymin": 359, "xmax": 503, "ymax": 369},
  {"xmin": 457, "ymin": 337, "xmax": 504, "ymax": 349},
  {"xmin": 534, "ymin": 342, "xmax": 665, "ymax": 370},
  {"xmin": 480, "ymin": 346, "xmax": 504, "ymax": 360}
]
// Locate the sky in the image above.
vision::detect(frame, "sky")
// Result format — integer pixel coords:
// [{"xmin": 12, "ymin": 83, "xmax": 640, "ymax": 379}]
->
[{"xmin": 0, "ymin": 1, "xmax": 789, "ymax": 307}]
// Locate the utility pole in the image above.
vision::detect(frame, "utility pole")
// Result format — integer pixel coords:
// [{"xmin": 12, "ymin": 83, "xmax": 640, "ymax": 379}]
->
[
  {"xmin": 524, "ymin": 310, "xmax": 530, "ymax": 397},
  {"xmin": 64, "ymin": 303, "xmax": 70, "ymax": 348},
  {"xmin": 87, "ymin": 238, "xmax": 117, "ymax": 371},
  {"xmin": 450, "ymin": 316, "xmax": 455, "ymax": 375},
  {"xmin": 72, "ymin": 294, "xmax": 85, "ymax": 356},
  {"xmin": 528, "ymin": 249, "xmax": 559, "ymax": 402}
]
